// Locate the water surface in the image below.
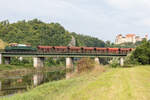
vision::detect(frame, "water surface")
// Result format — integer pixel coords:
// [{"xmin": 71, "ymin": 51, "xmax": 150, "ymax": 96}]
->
[{"xmin": 0, "ymin": 70, "xmax": 65, "ymax": 97}]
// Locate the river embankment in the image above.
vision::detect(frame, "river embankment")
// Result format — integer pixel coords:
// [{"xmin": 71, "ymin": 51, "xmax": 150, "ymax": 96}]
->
[
  {"xmin": 0, "ymin": 64, "xmax": 65, "ymax": 78},
  {"xmin": 1, "ymin": 65, "xmax": 150, "ymax": 100}
]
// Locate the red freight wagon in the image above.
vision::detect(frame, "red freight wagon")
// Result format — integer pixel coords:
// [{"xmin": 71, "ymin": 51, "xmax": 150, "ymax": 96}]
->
[
  {"xmin": 120, "ymin": 48, "xmax": 132, "ymax": 54},
  {"xmin": 68, "ymin": 47, "xmax": 82, "ymax": 53},
  {"xmin": 82, "ymin": 47, "xmax": 95, "ymax": 53},
  {"xmin": 95, "ymin": 48, "xmax": 107, "ymax": 53},
  {"xmin": 37, "ymin": 46, "xmax": 53, "ymax": 52},
  {"xmin": 54, "ymin": 46, "xmax": 68, "ymax": 52},
  {"xmin": 108, "ymin": 48, "xmax": 119, "ymax": 54}
]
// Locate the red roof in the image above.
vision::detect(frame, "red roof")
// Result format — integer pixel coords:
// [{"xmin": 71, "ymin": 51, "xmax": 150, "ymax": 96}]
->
[{"xmin": 126, "ymin": 34, "xmax": 135, "ymax": 37}]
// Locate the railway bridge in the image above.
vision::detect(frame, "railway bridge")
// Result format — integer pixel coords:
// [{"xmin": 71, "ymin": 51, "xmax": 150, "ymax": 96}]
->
[
  {"xmin": 0, "ymin": 51, "xmax": 127, "ymax": 78},
  {"xmin": 0, "ymin": 51, "xmax": 127, "ymax": 67}
]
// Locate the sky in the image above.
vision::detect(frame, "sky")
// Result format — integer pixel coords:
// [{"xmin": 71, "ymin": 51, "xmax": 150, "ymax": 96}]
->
[{"xmin": 0, "ymin": 0, "xmax": 150, "ymax": 42}]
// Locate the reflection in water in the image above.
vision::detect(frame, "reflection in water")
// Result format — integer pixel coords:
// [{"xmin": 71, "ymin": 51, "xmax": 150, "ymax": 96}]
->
[
  {"xmin": 0, "ymin": 81, "xmax": 1, "ymax": 91},
  {"xmin": 0, "ymin": 70, "xmax": 65, "ymax": 97},
  {"xmin": 33, "ymin": 73, "xmax": 44, "ymax": 86}
]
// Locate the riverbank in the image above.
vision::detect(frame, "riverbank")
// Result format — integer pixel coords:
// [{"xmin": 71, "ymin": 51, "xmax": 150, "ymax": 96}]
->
[
  {"xmin": 1, "ymin": 65, "xmax": 150, "ymax": 100},
  {"xmin": 0, "ymin": 64, "xmax": 65, "ymax": 78}
]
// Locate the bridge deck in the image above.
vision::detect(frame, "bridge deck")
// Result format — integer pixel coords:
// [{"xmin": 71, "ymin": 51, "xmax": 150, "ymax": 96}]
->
[{"xmin": 1, "ymin": 52, "xmax": 127, "ymax": 57}]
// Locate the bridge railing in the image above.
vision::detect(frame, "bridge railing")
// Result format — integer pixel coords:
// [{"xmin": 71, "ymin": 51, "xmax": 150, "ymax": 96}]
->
[{"xmin": 0, "ymin": 49, "xmax": 130, "ymax": 55}]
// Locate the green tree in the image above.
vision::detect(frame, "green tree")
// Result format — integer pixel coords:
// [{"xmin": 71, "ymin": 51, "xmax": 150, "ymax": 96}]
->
[{"xmin": 130, "ymin": 39, "xmax": 150, "ymax": 65}]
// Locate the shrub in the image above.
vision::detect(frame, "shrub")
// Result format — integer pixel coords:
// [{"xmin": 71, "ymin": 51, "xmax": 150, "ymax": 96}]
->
[
  {"xmin": 129, "ymin": 39, "xmax": 150, "ymax": 65},
  {"xmin": 109, "ymin": 58, "xmax": 119, "ymax": 68},
  {"xmin": 76, "ymin": 58, "xmax": 95, "ymax": 73}
]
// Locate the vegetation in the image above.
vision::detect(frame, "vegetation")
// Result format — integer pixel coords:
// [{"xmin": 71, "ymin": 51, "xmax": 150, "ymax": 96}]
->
[
  {"xmin": 109, "ymin": 58, "xmax": 120, "ymax": 68},
  {"xmin": 76, "ymin": 58, "xmax": 95, "ymax": 73},
  {"xmin": 0, "ymin": 19, "xmax": 72, "ymax": 47},
  {"xmin": 0, "ymin": 19, "xmax": 105, "ymax": 48},
  {"xmin": 44, "ymin": 58, "xmax": 65, "ymax": 67},
  {"xmin": 128, "ymin": 39, "xmax": 150, "ymax": 65},
  {"xmin": 0, "ymin": 39, "xmax": 7, "ymax": 49},
  {"xmin": 1, "ymin": 66, "xmax": 150, "ymax": 100},
  {"xmin": 0, "ymin": 19, "xmax": 107, "ymax": 67},
  {"xmin": 71, "ymin": 32, "xmax": 105, "ymax": 47},
  {"xmin": 0, "ymin": 64, "xmax": 32, "ymax": 71},
  {"xmin": 6, "ymin": 57, "xmax": 66, "ymax": 68},
  {"xmin": 10, "ymin": 57, "xmax": 33, "ymax": 67}
]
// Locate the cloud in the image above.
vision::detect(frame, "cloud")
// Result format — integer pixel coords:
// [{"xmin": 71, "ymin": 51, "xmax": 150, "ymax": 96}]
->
[
  {"xmin": 0, "ymin": 0, "xmax": 150, "ymax": 41},
  {"xmin": 106, "ymin": 0, "xmax": 150, "ymax": 10}
]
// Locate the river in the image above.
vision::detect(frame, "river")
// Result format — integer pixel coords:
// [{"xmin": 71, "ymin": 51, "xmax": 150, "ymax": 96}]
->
[{"xmin": 0, "ymin": 69, "xmax": 65, "ymax": 97}]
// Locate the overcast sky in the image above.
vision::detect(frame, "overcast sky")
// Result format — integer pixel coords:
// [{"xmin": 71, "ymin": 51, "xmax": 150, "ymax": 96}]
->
[{"xmin": 0, "ymin": 0, "xmax": 150, "ymax": 42}]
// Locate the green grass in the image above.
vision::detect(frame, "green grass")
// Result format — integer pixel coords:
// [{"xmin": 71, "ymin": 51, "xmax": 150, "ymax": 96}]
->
[{"xmin": 1, "ymin": 65, "xmax": 150, "ymax": 100}]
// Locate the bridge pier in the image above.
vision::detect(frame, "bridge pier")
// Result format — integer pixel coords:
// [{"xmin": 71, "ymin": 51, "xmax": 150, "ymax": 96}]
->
[
  {"xmin": 0, "ymin": 81, "xmax": 1, "ymax": 91},
  {"xmin": 4, "ymin": 57, "xmax": 11, "ymax": 64},
  {"xmin": 94, "ymin": 57, "xmax": 100, "ymax": 65},
  {"xmin": 66, "ymin": 57, "xmax": 74, "ymax": 79},
  {"xmin": 19, "ymin": 57, "xmax": 23, "ymax": 61},
  {"xmin": 0, "ymin": 54, "xmax": 2, "ymax": 64},
  {"xmin": 120, "ymin": 57, "xmax": 124, "ymax": 67},
  {"xmin": 33, "ymin": 57, "xmax": 45, "ymax": 68},
  {"xmin": 33, "ymin": 73, "xmax": 44, "ymax": 86}
]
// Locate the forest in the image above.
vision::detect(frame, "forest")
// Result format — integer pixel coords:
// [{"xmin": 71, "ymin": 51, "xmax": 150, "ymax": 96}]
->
[{"xmin": 0, "ymin": 19, "xmax": 105, "ymax": 47}]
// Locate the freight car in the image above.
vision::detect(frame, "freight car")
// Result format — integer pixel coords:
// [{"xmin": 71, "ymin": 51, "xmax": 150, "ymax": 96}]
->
[
  {"xmin": 37, "ymin": 46, "xmax": 133, "ymax": 54},
  {"xmin": 37, "ymin": 46, "xmax": 53, "ymax": 53},
  {"xmin": 5, "ymin": 43, "xmax": 133, "ymax": 54},
  {"xmin": 119, "ymin": 48, "xmax": 132, "ymax": 54}
]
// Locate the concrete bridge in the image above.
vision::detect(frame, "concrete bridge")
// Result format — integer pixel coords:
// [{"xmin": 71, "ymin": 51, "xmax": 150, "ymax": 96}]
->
[
  {"xmin": 0, "ymin": 51, "xmax": 127, "ymax": 78},
  {"xmin": 0, "ymin": 52, "xmax": 126, "ymax": 67}
]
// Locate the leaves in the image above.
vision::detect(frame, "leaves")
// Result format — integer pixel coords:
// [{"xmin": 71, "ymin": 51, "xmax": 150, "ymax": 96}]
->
[
  {"xmin": 0, "ymin": 19, "xmax": 72, "ymax": 46},
  {"xmin": 130, "ymin": 40, "xmax": 150, "ymax": 64}
]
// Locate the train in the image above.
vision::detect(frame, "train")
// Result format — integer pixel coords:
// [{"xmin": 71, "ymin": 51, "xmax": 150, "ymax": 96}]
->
[
  {"xmin": 5, "ymin": 43, "xmax": 37, "ymax": 52},
  {"xmin": 4, "ymin": 43, "xmax": 133, "ymax": 54}
]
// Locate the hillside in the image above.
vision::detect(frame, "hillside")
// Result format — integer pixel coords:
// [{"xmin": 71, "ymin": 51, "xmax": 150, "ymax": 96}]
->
[
  {"xmin": 2, "ymin": 66, "xmax": 150, "ymax": 100},
  {"xmin": 0, "ymin": 19, "xmax": 105, "ymax": 47},
  {"xmin": 0, "ymin": 39, "xmax": 7, "ymax": 49},
  {"xmin": 71, "ymin": 32, "xmax": 105, "ymax": 47}
]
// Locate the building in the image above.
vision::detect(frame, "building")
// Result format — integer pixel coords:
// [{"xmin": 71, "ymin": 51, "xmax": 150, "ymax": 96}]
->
[{"xmin": 115, "ymin": 34, "xmax": 148, "ymax": 44}]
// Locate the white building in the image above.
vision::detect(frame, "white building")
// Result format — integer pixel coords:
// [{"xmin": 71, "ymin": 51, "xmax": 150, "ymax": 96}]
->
[{"xmin": 115, "ymin": 34, "xmax": 148, "ymax": 44}]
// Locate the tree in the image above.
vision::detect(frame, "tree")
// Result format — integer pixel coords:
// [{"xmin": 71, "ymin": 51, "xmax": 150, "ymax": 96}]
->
[{"xmin": 129, "ymin": 39, "xmax": 150, "ymax": 65}]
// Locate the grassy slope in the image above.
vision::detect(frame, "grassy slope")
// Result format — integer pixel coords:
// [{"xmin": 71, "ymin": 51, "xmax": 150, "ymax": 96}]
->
[{"xmin": 1, "ymin": 66, "xmax": 150, "ymax": 100}]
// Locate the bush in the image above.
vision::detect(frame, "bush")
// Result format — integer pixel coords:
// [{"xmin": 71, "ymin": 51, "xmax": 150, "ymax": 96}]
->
[
  {"xmin": 124, "ymin": 52, "xmax": 140, "ymax": 65},
  {"xmin": 45, "ymin": 58, "xmax": 65, "ymax": 67},
  {"xmin": 129, "ymin": 39, "xmax": 150, "ymax": 65},
  {"xmin": 109, "ymin": 58, "xmax": 119, "ymax": 68},
  {"xmin": 76, "ymin": 58, "xmax": 95, "ymax": 73},
  {"xmin": 10, "ymin": 57, "xmax": 31, "ymax": 66}
]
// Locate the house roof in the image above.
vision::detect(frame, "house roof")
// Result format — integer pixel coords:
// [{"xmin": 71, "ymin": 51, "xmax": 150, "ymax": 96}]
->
[{"xmin": 126, "ymin": 34, "xmax": 135, "ymax": 37}]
